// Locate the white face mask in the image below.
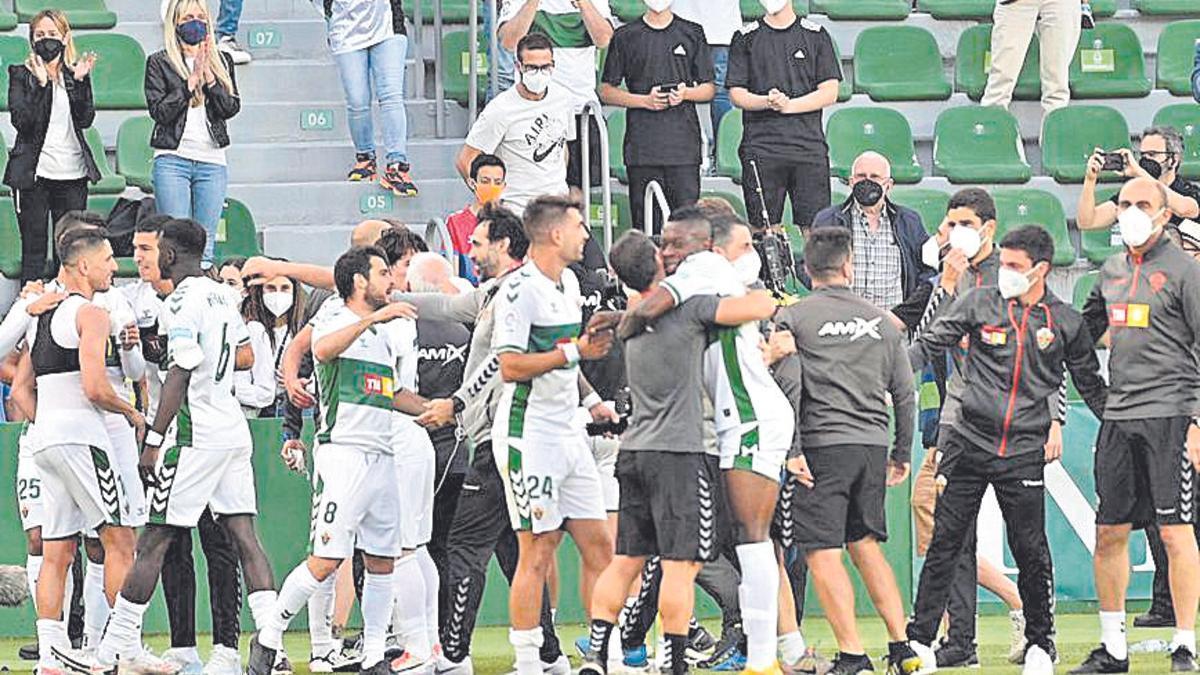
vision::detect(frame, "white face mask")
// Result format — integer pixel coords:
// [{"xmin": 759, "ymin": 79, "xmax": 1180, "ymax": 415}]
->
[
  {"xmin": 921, "ymin": 235, "xmax": 944, "ymax": 269},
  {"xmin": 1118, "ymin": 206, "xmax": 1164, "ymax": 249},
  {"xmin": 949, "ymin": 225, "xmax": 983, "ymax": 260},
  {"xmin": 644, "ymin": 0, "xmax": 672, "ymax": 11},
  {"xmin": 732, "ymin": 249, "xmax": 762, "ymax": 287},
  {"xmin": 521, "ymin": 68, "xmax": 552, "ymax": 94},
  {"xmin": 263, "ymin": 291, "xmax": 294, "ymax": 318},
  {"xmin": 998, "ymin": 266, "xmax": 1034, "ymax": 300},
  {"xmin": 760, "ymin": 0, "xmax": 788, "ymax": 14}
]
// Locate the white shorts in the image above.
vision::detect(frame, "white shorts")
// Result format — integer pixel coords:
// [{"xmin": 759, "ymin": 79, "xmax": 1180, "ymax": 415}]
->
[
  {"xmin": 493, "ymin": 431, "xmax": 607, "ymax": 534},
  {"xmin": 34, "ymin": 444, "xmax": 130, "ymax": 540},
  {"xmin": 717, "ymin": 417, "xmax": 791, "ymax": 481},
  {"xmin": 16, "ymin": 439, "xmax": 43, "ymax": 532},
  {"xmin": 106, "ymin": 415, "xmax": 148, "ymax": 528},
  {"xmin": 588, "ymin": 436, "xmax": 620, "ymax": 512},
  {"xmin": 149, "ymin": 445, "xmax": 257, "ymax": 527},
  {"xmin": 394, "ymin": 423, "xmax": 434, "ymax": 550},
  {"xmin": 311, "ymin": 444, "xmax": 402, "ymax": 559}
]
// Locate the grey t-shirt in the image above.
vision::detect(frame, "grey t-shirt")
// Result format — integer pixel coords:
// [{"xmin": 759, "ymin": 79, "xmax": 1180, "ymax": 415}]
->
[{"xmin": 621, "ymin": 294, "xmax": 721, "ymax": 452}]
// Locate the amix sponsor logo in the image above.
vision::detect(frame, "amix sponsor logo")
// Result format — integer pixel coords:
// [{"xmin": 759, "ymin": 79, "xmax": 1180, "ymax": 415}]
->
[
  {"xmin": 817, "ymin": 317, "xmax": 882, "ymax": 341},
  {"xmin": 419, "ymin": 344, "xmax": 468, "ymax": 365}
]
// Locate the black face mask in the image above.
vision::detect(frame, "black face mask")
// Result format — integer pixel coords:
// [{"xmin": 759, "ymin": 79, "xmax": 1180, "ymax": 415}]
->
[
  {"xmin": 33, "ymin": 38, "xmax": 64, "ymax": 63},
  {"xmin": 852, "ymin": 178, "xmax": 884, "ymax": 208},
  {"xmin": 1139, "ymin": 156, "xmax": 1166, "ymax": 180}
]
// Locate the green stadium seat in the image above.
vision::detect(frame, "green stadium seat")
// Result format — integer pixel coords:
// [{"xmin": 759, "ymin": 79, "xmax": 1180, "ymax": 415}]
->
[
  {"xmin": 854, "ymin": 26, "xmax": 951, "ymax": 102},
  {"xmin": 993, "ymin": 188, "xmax": 1077, "ymax": 266},
  {"xmin": 16, "ymin": 0, "xmax": 116, "ymax": 29},
  {"xmin": 1153, "ymin": 104, "xmax": 1200, "ymax": 181},
  {"xmin": 890, "ymin": 187, "xmax": 950, "ymax": 235},
  {"xmin": 716, "ymin": 108, "xmax": 744, "ymax": 183},
  {"xmin": 83, "ymin": 127, "xmax": 125, "ymax": 194},
  {"xmin": 116, "ymin": 115, "xmax": 154, "ymax": 192},
  {"xmin": 404, "ymin": 0, "xmax": 471, "ymax": 23},
  {"xmin": 612, "ymin": 0, "xmax": 643, "ymax": 22},
  {"xmin": 1079, "ymin": 186, "xmax": 1123, "ymax": 264},
  {"xmin": 441, "ymin": 30, "xmax": 487, "ymax": 106},
  {"xmin": 73, "ymin": 34, "xmax": 147, "ymax": 109},
  {"xmin": 933, "ymin": 106, "xmax": 1031, "ymax": 184},
  {"xmin": 1069, "ymin": 24, "xmax": 1152, "ymax": 99},
  {"xmin": 590, "ymin": 191, "xmax": 633, "ymax": 244},
  {"xmin": 0, "ymin": 11, "xmax": 16, "ymax": 32},
  {"xmin": 1132, "ymin": 0, "xmax": 1200, "ymax": 15},
  {"xmin": 0, "ymin": 36, "xmax": 31, "ymax": 111},
  {"xmin": 216, "ymin": 198, "xmax": 261, "ymax": 260},
  {"xmin": 810, "ymin": 0, "xmax": 910, "ymax": 20},
  {"xmin": 1072, "ymin": 270, "xmax": 1099, "ymax": 310},
  {"xmin": 827, "ymin": 107, "xmax": 923, "ymax": 184},
  {"xmin": 1156, "ymin": 21, "xmax": 1200, "ymax": 96},
  {"xmin": 700, "ymin": 190, "xmax": 748, "ymax": 219},
  {"xmin": 740, "ymin": 0, "xmax": 809, "ymax": 21},
  {"xmin": 833, "ymin": 38, "xmax": 851, "ymax": 103},
  {"xmin": 955, "ymin": 24, "xmax": 1041, "ymax": 102},
  {"xmin": 1091, "ymin": 0, "xmax": 1118, "ymax": 16},
  {"xmin": 0, "ymin": 198, "xmax": 19, "ymax": 279},
  {"xmin": 606, "ymin": 109, "xmax": 626, "ymax": 184},
  {"xmin": 0, "ymin": 135, "xmax": 9, "ymax": 197},
  {"xmin": 1041, "ymin": 105, "xmax": 1131, "ymax": 183},
  {"xmin": 916, "ymin": 0, "xmax": 993, "ymax": 20}
]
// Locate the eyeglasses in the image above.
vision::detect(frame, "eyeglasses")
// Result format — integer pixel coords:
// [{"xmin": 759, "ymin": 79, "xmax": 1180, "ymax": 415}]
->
[
  {"xmin": 1139, "ymin": 150, "xmax": 1176, "ymax": 160},
  {"xmin": 521, "ymin": 64, "xmax": 554, "ymax": 74}
]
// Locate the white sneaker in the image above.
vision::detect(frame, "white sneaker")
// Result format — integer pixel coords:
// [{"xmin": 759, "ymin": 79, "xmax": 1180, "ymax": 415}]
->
[
  {"xmin": 310, "ymin": 647, "xmax": 362, "ymax": 674},
  {"xmin": 389, "ymin": 651, "xmax": 432, "ymax": 674},
  {"xmin": 1023, "ymin": 645, "xmax": 1054, "ymax": 675},
  {"xmin": 203, "ymin": 646, "xmax": 242, "ymax": 675},
  {"xmin": 50, "ymin": 645, "xmax": 115, "ymax": 675},
  {"xmin": 216, "ymin": 36, "xmax": 252, "ymax": 65},
  {"xmin": 540, "ymin": 655, "xmax": 570, "ymax": 675},
  {"xmin": 162, "ymin": 648, "xmax": 204, "ymax": 675},
  {"xmin": 908, "ymin": 641, "xmax": 939, "ymax": 674},
  {"xmin": 1009, "ymin": 610, "xmax": 1029, "ymax": 664},
  {"xmin": 118, "ymin": 650, "xmax": 184, "ymax": 675},
  {"xmin": 433, "ymin": 655, "xmax": 472, "ymax": 675}
]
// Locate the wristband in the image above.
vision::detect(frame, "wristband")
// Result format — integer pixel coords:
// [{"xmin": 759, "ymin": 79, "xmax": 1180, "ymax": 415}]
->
[
  {"xmin": 581, "ymin": 392, "xmax": 603, "ymax": 410},
  {"xmin": 452, "ymin": 395, "xmax": 466, "ymax": 414},
  {"xmin": 558, "ymin": 340, "xmax": 581, "ymax": 366},
  {"xmin": 144, "ymin": 429, "xmax": 164, "ymax": 448}
]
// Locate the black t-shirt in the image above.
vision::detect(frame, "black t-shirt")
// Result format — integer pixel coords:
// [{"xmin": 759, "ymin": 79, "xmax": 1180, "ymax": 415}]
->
[
  {"xmin": 1108, "ymin": 176, "xmax": 1200, "ymax": 226},
  {"xmin": 726, "ymin": 17, "xmax": 842, "ymax": 163},
  {"xmin": 601, "ymin": 16, "xmax": 714, "ymax": 168},
  {"xmin": 416, "ymin": 317, "xmax": 471, "ymax": 476}
]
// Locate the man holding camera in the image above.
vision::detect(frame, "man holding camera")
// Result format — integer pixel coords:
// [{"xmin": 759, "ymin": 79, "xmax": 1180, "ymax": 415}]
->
[
  {"xmin": 600, "ymin": 0, "xmax": 714, "ymax": 235},
  {"xmin": 1077, "ymin": 126, "xmax": 1200, "ymax": 233}
]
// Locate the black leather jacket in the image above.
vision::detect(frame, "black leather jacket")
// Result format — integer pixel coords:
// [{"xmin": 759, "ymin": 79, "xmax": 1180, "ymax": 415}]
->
[
  {"xmin": 144, "ymin": 50, "xmax": 239, "ymax": 152},
  {"xmin": 3, "ymin": 64, "xmax": 100, "ymax": 191}
]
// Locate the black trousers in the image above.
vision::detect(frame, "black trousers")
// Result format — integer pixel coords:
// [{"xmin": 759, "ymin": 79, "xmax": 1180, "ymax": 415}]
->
[
  {"xmin": 160, "ymin": 508, "xmax": 243, "ymax": 649},
  {"xmin": 15, "ymin": 176, "xmax": 88, "ymax": 283},
  {"xmin": 627, "ymin": 165, "xmax": 701, "ymax": 236},
  {"xmin": 567, "ymin": 113, "xmax": 603, "ymax": 191},
  {"xmin": 621, "ymin": 550, "xmax": 744, "ymax": 650},
  {"xmin": 739, "ymin": 154, "xmax": 829, "ymax": 231},
  {"xmin": 908, "ymin": 430, "xmax": 1054, "ymax": 653},
  {"xmin": 944, "ymin": 527, "xmax": 980, "ymax": 645},
  {"xmin": 438, "ymin": 442, "xmax": 561, "ymax": 664},
  {"xmin": 429, "ymin": 471, "xmax": 465, "ymax": 613}
]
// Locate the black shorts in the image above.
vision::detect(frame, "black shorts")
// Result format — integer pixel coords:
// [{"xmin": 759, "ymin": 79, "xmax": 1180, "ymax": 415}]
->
[
  {"xmin": 1095, "ymin": 417, "xmax": 1196, "ymax": 528},
  {"xmin": 790, "ymin": 445, "xmax": 888, "ymax": 550},
  {"xmin": 615, "ymin": 451, "xmax": 723, "ymax": 562},
  {"xmin": 567, "ymin": 113, "xmax": 603, "ymax": 190}
]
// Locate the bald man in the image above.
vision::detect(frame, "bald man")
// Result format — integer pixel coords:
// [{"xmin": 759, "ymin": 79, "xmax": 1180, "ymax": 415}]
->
[
  {"xmin": 810, "ymin": 151, "xmax": 935, "ymax": 333},
  {"xmin": 1076, "ymin": 177, "xmax": 1200, "ymax": 673}
]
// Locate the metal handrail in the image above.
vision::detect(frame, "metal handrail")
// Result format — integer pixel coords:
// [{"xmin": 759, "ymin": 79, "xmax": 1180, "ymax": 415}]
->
[
  {"xmin": 579, "ymin": 100, "xmax": 613, "ymax": 251},
  {"xmin": 468, "ymin": 0, "xmax": 480, "ymax": 123},
  {"xmin": 643, "ymin": 180, "xmax": 669, "ymax": 236},
  {"xmin": 487, "ymin": 0, "xmax": 499, "ymax": 99},
  {"xmin": 411, "ymin": 0, "xmax": 424, "ymax": 106},
  {"xmin": 433, "ymin": 0, "xmax": 446, "ymax": 137}
]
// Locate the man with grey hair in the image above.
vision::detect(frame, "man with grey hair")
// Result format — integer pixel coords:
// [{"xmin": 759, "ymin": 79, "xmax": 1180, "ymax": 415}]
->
[
  {"xmin": 406, "ymin": 252, "xmax": 456, "ymax": 294},
  {"xmin": 1078, "ymin": 125, "xmax": 1200, "ymax": 232},
  {"xmin": 810, "ymin": 151, "xmax": 935, "ymax": 333}
]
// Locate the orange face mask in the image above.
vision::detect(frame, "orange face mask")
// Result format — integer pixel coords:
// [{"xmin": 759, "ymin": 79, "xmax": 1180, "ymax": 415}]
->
[{"xmin": 476, "ymin": 183, "xmax": 504, "ymax": 204}]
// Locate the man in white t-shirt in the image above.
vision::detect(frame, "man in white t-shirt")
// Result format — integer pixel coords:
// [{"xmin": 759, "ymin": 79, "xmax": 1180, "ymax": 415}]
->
[
  {"xmin": 456, "ymin": 34, "xmax": 574, "ymax": 212},
  {"xmin": 498, "ymin": 0, "xmax": 613, "ymax": 191}
]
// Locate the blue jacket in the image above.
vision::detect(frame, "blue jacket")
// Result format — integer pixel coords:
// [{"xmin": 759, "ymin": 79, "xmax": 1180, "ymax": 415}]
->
[
  {"xmin": 810, "ymin": 196, "xmax": 936, "ymax": 332},
  {"xmin": 1193, "ymin": 41, "xmax": 1200, "ymax": 102}
]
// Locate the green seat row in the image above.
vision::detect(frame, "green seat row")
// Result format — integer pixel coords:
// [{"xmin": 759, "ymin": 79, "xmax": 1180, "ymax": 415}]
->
[
  {"xmin": 0, "ymin": 33, "xmax": 145, "ymax": 110},
  {"xmin": 16, "ymin": 0, "xmax": 115, "ymax": 29},
  {"xmin": 1042, "ymin": 103, "xmax": 1200, "ymax": 183}
]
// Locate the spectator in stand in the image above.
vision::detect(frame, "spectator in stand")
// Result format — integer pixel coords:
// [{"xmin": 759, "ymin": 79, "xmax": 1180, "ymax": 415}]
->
[
  {"xmin": 1077, "ymin": 126, "xmax": 1200, "ymax": 233},
  {"xmin": 811, "ymin": 151, "xmax": 934, "ymax": 333},
  {"xmin": 484, "ymin": 0, "xmax": 517, "ymax": 99},
  {"xmin": 238, "ymin": 265, "xmax": 305, "ymax": 417},
  {"xmin": 5, "ymin": 10, "xmax": 100, "ymax": 283},
  {"xmin": 148, "ymin": 0, "xmax": 241, "ymax": 268},
  {"xmin": 446, "ymin": 154, "xmax": 507, "ymax": 286},
  {"xmin": 727, "ymin": 0, "xmax": 840, "ymax": 232},
  {"xmin": 217, "ymin": 255, "xmax": 246, "ymax": 294},
  {"xmin": 323, "ymin": 0, "xmax": 418, "ymax": 197},
  {"xmin": 456, "ymin": 34, "xmax": 573, "ymax": 212},
  {"xmin": 981, "ymin": 0, "xmax": 1083, "ymax": 114},
  {"xmin": 162, "ymin": 0, "xmax": 251, "ymax": 64},
  {"xmin": 498, "ymin": 0, "xmax": 614, "ymax": 194},
  {"xmin": 673, "ymin": 0, "xmax": 742, "ymax": 170},
  {"xmin": 600, "ymin": 0, "xmax": 714, "ymax": 235}
]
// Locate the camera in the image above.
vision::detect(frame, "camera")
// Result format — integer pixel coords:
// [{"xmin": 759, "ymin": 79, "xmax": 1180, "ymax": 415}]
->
[{"xmin": 753, "ymin": 228, "xmax": 796, "ymax": 296}]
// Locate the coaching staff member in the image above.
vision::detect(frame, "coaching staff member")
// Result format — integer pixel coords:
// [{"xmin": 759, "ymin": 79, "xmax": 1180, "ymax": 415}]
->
[
  {"xmin": 905, "ymin": 226, "xmax": 1108, "ymax": 674},
  {"xmin": 726, "ymin": 0, "xmax": 840, "ymax": 232}
]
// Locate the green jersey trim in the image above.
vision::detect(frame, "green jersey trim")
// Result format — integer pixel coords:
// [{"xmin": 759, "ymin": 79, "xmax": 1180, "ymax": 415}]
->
[
  {"xmin": 531, "ymin": 11, "xmax": 593, "ymax": 49},
  {"xmin": 315, "ymin": 357, "xmax": 396, "ymax": 443},
  {"xmin": 528, "ymin": 323, "xmax": 582, "ymax": 353}
]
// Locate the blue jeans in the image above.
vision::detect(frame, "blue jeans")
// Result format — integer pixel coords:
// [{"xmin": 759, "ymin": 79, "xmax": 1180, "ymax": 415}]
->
[
  {"xmin": 483, "ymin": 0, "xmax": 515, "ymax": 100},
  {"xmin": 710, "ymin": 46, "xmax": 732, "ymax": 142},
  {"xmin": 334, "ymin": 34, "xmax": 410, "ymax": 165},
  {"xmin": 216, "ymin": 0, "xmax": 243, "ymax": 38},
  {"xmin": 153, "ymin": 154, "xmax": 229, "ymax": 264}
]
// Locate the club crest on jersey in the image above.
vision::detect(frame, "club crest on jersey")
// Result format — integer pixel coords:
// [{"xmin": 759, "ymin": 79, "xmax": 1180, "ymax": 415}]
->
[
  {"xmin": 1036, "ymin": 327, "xmax": 1055, "ymax": 351},
  {"xmin": 321, "ymin": 531, "xmax": 331, "ymax": 545},
  {"xmin": 980, "ymin": 325, "xmax": 1007, "ymax": 346},
  {"xmin": 817, "ymin": 317, "xmax": 881, "ymax": 341}
]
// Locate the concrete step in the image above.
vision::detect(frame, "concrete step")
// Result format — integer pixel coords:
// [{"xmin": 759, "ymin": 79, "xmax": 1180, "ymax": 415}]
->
[
  {"xmin": 226, "ymin": 139, "xmax": 466, "ymax": 183},
  {"xmin": 228, "ymin": 100, "xmax": 470, "ymax": 143},
  {"xmin": 235, "ymin": 177, "xmax": 466, "ymax": 230},
  {"xmin": 238, "ymin": 59, "xmax": 425, "ymax": 102},
  {"xmin": 108, "ymin": 0, "xmax": 324, "ymax": 23}
]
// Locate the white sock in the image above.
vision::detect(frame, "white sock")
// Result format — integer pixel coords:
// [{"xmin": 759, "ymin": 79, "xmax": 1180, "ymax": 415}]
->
[
  {"xmin": 1173, "ymin": 629, "xmax": 1197, "ymax": 656},
  {"xmin": 392, "ymin": 555, "xmax": 431, "ymax": 660},
  {"xmin": 509, "ymin": 627, "xmax": 543, "ymax": 675},
  {"xmin": 247, "ymin": 589, "xmax": 279, "ymax": 632},
  {"xmin": 98, "ymin": 595, "xmax": 148, "ymax": 665},
  {"xmin": 260, "ymin": 565, "xmax": 322, "ymax": 651},
  {"xmin": 1099, "ymin": 610, "xmax": 1127, "ymax": 660},
  {"xmin": 26, "ymin": 554, "xmax": 42, "ymax": 613},
  {"xmin": 83, "ymin": 562, "xmax": 108, "ymax": 648},
  {"xmin": 308, "ymin": 575, "xmax": 337, "ymax": 656},
  {"xmin": 416, "ymin": 547, "xmax": 440, "ymax": 649},
  {"xmin": 735, "ymin": 542, "xmax": 779, "ymax": 671},
  {"xmin": 778, "ymin": 631, "xmax": 807, "ymax": 665},
  {"xmin": 62, "ymin": 564, "xmax": 74, "ymax": 624},
  {"xmin": 361, "ymin": 571, "xmax": 394, "ymax": 668},
  {"xmin": 37, "ymin": 618, "xmax": 69, "ymax": 669}
]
